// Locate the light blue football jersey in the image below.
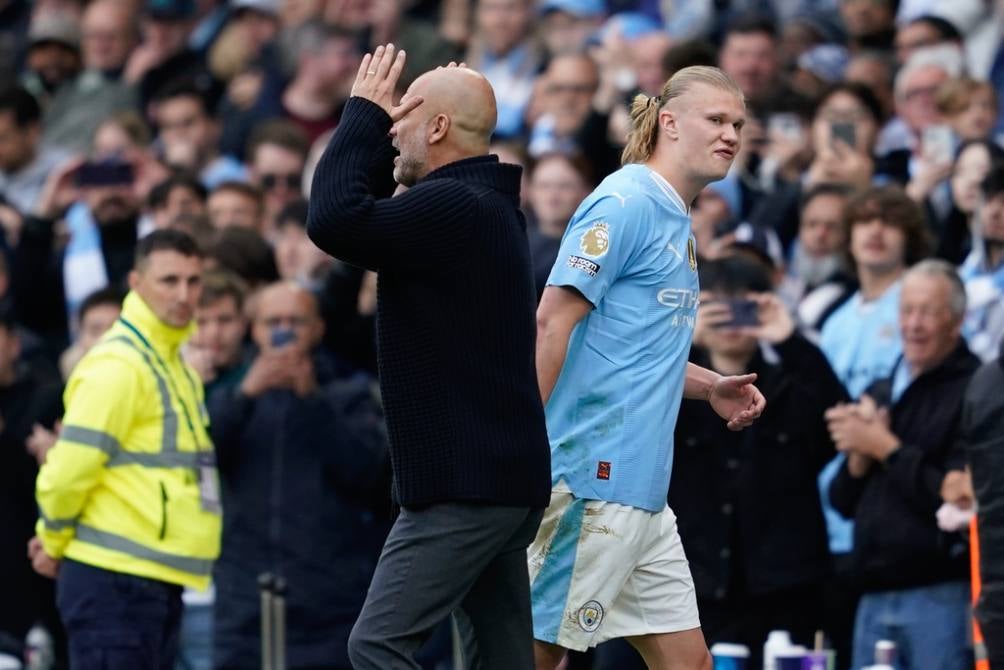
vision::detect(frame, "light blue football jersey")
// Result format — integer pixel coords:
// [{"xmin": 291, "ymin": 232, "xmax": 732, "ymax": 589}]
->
[
  {"xmin": 545, "ymin": 163, "xmax": 699, "ymax": 512},
  {"xmin": 817, "ymin": 282, "xmax": 903, "ymax": 554}
]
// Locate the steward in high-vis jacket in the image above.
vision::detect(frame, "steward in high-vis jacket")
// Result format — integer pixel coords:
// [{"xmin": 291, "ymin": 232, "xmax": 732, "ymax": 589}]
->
[{"xmin": 32, "ymin": 230, "xmax": 220, "ymax": 669}]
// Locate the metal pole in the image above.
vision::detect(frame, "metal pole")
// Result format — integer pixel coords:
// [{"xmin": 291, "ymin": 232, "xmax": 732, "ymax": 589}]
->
[
  {"xmin": 273, "ymin": 576, "xmax": 287, "ymax": 670},
  {"xmin": 258, "ymin": 573, "xmax": 275, "ymax": 670},
  {"xmin": 451, "ymin": 615, "xmax": 464, "ymax": 670}
]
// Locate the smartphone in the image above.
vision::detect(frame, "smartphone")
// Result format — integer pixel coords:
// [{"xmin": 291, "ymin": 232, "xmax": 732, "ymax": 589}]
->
[
  {"xmin": 713, "ymin": 298, "xmax": 760, "ymax": 329},
  {"xmin": 830, "ymin": 121, "xmax": 856, "ymax": 149},
  {"xmin": 270, "ymin": 327, "xmax": 296, "ymax": 348},
  {"xmin": 922, "ymin": 124, "xmax": 955, "ymax": 165},
  {"xmin": 75, "ymin": 160, "xmax": 134, "ymax": 187}
]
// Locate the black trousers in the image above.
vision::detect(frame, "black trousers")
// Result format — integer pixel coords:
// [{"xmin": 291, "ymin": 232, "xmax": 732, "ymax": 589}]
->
[
  {"xmin": 57, "ymin": 559, "xmax": 183, "ymax": 670},
  {"xmin": 347, "ymin": 502, "xmax": 543, "ymax": 670}
]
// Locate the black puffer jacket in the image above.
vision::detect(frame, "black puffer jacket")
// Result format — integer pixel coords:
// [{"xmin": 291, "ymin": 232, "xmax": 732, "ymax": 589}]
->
[{"xmin": 830, "ymin": 341, "xmax": 979, "ymax": 593}]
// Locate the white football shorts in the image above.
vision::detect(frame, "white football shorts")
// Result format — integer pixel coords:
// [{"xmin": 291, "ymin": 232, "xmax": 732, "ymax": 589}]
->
[{"xmin": 528, "ymin": 489, "xmax": 701, "ymax": 651}]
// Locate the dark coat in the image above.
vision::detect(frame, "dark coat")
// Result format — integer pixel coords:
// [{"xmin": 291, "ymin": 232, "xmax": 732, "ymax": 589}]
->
[
  {"xmin": 0, "ymin": 371, "xmax": 61, "ymax": 648},
  {"xmin": 670, "ymin": 334, "xmax": 845, "ymax": 601},
  {"xmin": 960, "ymin": 342, "xmax": 1004, "ymax": 665},
  {"xmin": 209, "ymin": 351, "xmax": 390, "ymax": 670},
  {"xmin": 306, "ymin": 97, "xmax": 550, "ymax": 509},
  {"xmin": 830, "ymin": 341, "xmax": 980, "ymax": 593}
]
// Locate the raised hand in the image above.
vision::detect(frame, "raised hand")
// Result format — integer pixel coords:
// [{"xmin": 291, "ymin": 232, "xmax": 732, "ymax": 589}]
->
[
  {"xmin": 740, "ymin": 293, "xmax": 795, "ymax": 344},
  {"xmin": 351, "ymin": 44, "xmax": 424, "ymax": 122}
]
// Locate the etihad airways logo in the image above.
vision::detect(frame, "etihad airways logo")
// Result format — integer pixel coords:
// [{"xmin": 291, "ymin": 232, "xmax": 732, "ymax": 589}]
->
[{"xmin": 656, "ymin": 287, "xmax": 699, "ymax": 309}]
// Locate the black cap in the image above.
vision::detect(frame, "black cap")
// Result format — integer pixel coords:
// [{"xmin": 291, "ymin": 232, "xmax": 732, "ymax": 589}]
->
[{"xmin": 146, "ymin": 0, "xmax": 196, "ymax": 20}]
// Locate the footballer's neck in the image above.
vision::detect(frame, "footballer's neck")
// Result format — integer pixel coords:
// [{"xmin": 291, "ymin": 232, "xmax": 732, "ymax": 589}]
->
[{"xmin": 645, "ymin": 152, "xmax": 702, "ymax": 206}]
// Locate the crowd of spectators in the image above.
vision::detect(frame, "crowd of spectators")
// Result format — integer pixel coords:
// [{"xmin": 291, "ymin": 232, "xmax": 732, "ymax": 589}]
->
[{"xmin": 1, "ymin": 0, "xmax": 1004, "ymax": 668}]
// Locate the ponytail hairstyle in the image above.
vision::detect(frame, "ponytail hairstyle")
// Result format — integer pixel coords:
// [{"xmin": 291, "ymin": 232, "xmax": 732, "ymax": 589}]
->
[{"xmin": 621, "ymin": 65, "xmax": 745, "ymax": 165}]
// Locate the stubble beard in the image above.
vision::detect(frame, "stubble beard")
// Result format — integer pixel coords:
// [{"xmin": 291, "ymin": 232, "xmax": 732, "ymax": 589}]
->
[{"xmin": 394, "ymin": 156, "xmax": 425, "ymax": 187}]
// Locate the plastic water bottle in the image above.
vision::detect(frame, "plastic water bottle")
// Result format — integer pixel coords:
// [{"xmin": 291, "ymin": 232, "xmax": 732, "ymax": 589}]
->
[
  {"xmin": 710, "ymin": 642, "xmax": 750, "ymax": 670},
  {"xmin": 874, "ymin": 639, "xmax": 896, "ymax": 665},
  {"xmin": 763, "ymin": 630, "xmax": 792, "ymax": 670},
  {"xmin": 856, "ymin": 639, "xmax": 897, "ymax": 669},
  {"xmin": 24, "ymin": 625, "xmax": 54, "ymax": 670}
]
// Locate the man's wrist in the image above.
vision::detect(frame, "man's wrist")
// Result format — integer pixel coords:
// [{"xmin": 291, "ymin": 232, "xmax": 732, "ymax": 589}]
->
[
  {"xmin": 877, "ymin": 437, "xmax": 901, "ymax": 463},
  {"xmin": 699, "ymin": 372, "xmax": 720, "ymax": 402},
  {"xmin": 684, "ymin": 363, "xmax": 721, "ymax": 401}
]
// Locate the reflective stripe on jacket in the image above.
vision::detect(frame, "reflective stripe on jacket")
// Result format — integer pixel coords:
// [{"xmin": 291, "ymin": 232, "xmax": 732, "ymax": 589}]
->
[{"xmin": 36, "ymin": 291, "xmax": 221, "ymax": 589}]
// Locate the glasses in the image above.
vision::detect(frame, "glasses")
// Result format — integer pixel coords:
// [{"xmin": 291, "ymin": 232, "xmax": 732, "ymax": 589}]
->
[
  {"xmin": 260, "ymin": 173, "xmax": 301, "ymax": 191},
  {"xmin": 902, "ymin": 85, "xmax": 940, "ymax": 102},
  {"xmin": 261, "ymin": 316, "xmax": 309, "ymax": 329},
  {"xmin": 545, "ymin": 83, "xmax": 597, "ymax": 96}
]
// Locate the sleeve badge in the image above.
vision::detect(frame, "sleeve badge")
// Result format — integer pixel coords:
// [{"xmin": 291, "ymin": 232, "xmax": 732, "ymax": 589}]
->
[{"xmin": 579, "ymin": 221, "xmax": 610, "ymax": 258}]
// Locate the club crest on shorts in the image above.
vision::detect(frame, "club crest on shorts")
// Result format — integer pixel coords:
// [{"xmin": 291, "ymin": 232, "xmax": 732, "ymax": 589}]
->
[
  {"xmin": 577, "ymin": 600, "xmax": 604, "ymax": 632},
  {"xmin": 687, "ymin": 237, "xmax": 697, "ymax": 271},
  {"xmin": 580, "ymin": 221, "xmax": 610, "ymax": 258}
]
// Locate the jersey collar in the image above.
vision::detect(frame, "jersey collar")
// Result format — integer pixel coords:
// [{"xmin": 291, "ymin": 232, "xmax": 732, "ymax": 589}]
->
[{"xmin": 644, "ymin": 167, "xmax": 690, "ymax": 215}]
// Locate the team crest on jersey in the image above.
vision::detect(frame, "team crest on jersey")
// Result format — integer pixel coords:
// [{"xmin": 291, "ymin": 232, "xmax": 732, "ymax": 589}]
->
[
  {"xmin": 687, "ymin": 238, "xmax": 697, "ymax": 271},
  {"xmin": 577, "ymin": 600, "xmax": 604, "ymax": 632},
  {"xmin": 579, "ymin": 221, "xmax": 610, "ymax": 258}
]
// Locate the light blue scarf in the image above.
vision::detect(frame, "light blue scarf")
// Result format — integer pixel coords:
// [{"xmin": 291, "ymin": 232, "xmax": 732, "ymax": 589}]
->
[{"xmin": 62, "ymin": 202, "xmax": 109, "ymax": 334}]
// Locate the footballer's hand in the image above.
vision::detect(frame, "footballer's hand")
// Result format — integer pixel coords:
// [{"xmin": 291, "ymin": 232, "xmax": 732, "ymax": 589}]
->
[{"xmin": 710, "ymin": 373, "xmax": 765, "ymax": 431}]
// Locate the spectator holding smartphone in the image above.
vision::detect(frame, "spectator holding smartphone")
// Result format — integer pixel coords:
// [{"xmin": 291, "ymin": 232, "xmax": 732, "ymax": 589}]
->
[
  {"xmin": 208, "ymin": 280, "xmax": 390, "ymax": 669},
  {"xmin": 805, "ymin": 83, "xmax": 882, "ymax": 191},
  {"xmin": 749, "ymin": 83, "xmax": 883, "ymax": 251},
  {"xmin": 596, "ymin": 253, "xmax": 845, "ymax": 669},
  {"xmin": 12, "ymin": 147, "xmax": 142, "ymax": 359}
]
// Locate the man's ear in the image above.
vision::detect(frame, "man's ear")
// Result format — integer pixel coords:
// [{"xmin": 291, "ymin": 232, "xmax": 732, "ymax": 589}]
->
[
  {"xmin": 428, "ymin": 114, "xmax": 451, "ymax": 145},
  {"xmin": 128, "ymin": 269, "xmax": 140, "ymax": 290},
  {"xmin": 660, "ymin": 109, "xmax": 679, "ymax": 140}
]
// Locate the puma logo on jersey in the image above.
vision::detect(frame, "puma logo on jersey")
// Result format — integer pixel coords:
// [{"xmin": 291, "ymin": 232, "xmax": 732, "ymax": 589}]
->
[
  {"xmin": 610, "ymin": 191, "xmax": 632, "ymax": 208},
  {"xmin": 665, "ymin": 242, "xmax": 683, "ymax": 260}
]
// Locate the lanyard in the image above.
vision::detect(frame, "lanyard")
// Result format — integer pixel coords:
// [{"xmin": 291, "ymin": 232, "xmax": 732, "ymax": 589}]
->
[{"xmin": 118, "ymin": 317, "xmax": 205, "ymax": 446}]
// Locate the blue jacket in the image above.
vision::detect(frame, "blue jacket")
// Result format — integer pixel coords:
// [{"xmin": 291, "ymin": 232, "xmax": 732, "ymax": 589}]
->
[{"xmin": 209, "ymin": 350, "xmax": 390, "ymax": 669}]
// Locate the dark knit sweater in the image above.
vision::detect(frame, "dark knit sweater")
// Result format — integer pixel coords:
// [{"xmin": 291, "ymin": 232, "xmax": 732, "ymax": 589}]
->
[{"xmin": 306, "ymin": 97, "xmax": 551, "ymax": 509}]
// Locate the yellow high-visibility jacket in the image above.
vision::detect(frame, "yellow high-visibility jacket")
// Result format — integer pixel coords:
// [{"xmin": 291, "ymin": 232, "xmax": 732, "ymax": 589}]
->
[{"xmin": 36, "ymin": 291, "xmax": 221, "ymax": 589}]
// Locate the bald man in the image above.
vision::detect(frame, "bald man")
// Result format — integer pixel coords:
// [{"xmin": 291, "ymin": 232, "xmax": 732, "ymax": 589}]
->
[
  {"xmin": 208, "ymin": 281, "xmax": 390, "ymax": 669},
  {"xmin": 306, "ymin": 46, "xmax": 551, "ymax": 668}
]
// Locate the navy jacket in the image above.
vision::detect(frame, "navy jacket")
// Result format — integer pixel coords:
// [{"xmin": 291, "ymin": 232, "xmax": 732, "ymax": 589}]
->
[
  {"xmin": 209, "ymin": 351, "xmax": 390, "ymax": 669},
  {"xmin": 306, "ymin": 97, "xmax": 550, "ymax": 508}
]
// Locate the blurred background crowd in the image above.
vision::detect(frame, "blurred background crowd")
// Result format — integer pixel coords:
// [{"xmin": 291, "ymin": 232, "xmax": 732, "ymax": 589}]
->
[{"xmin": 2, "ymin": 0, "xmax": 1004, "ymax": 668}]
